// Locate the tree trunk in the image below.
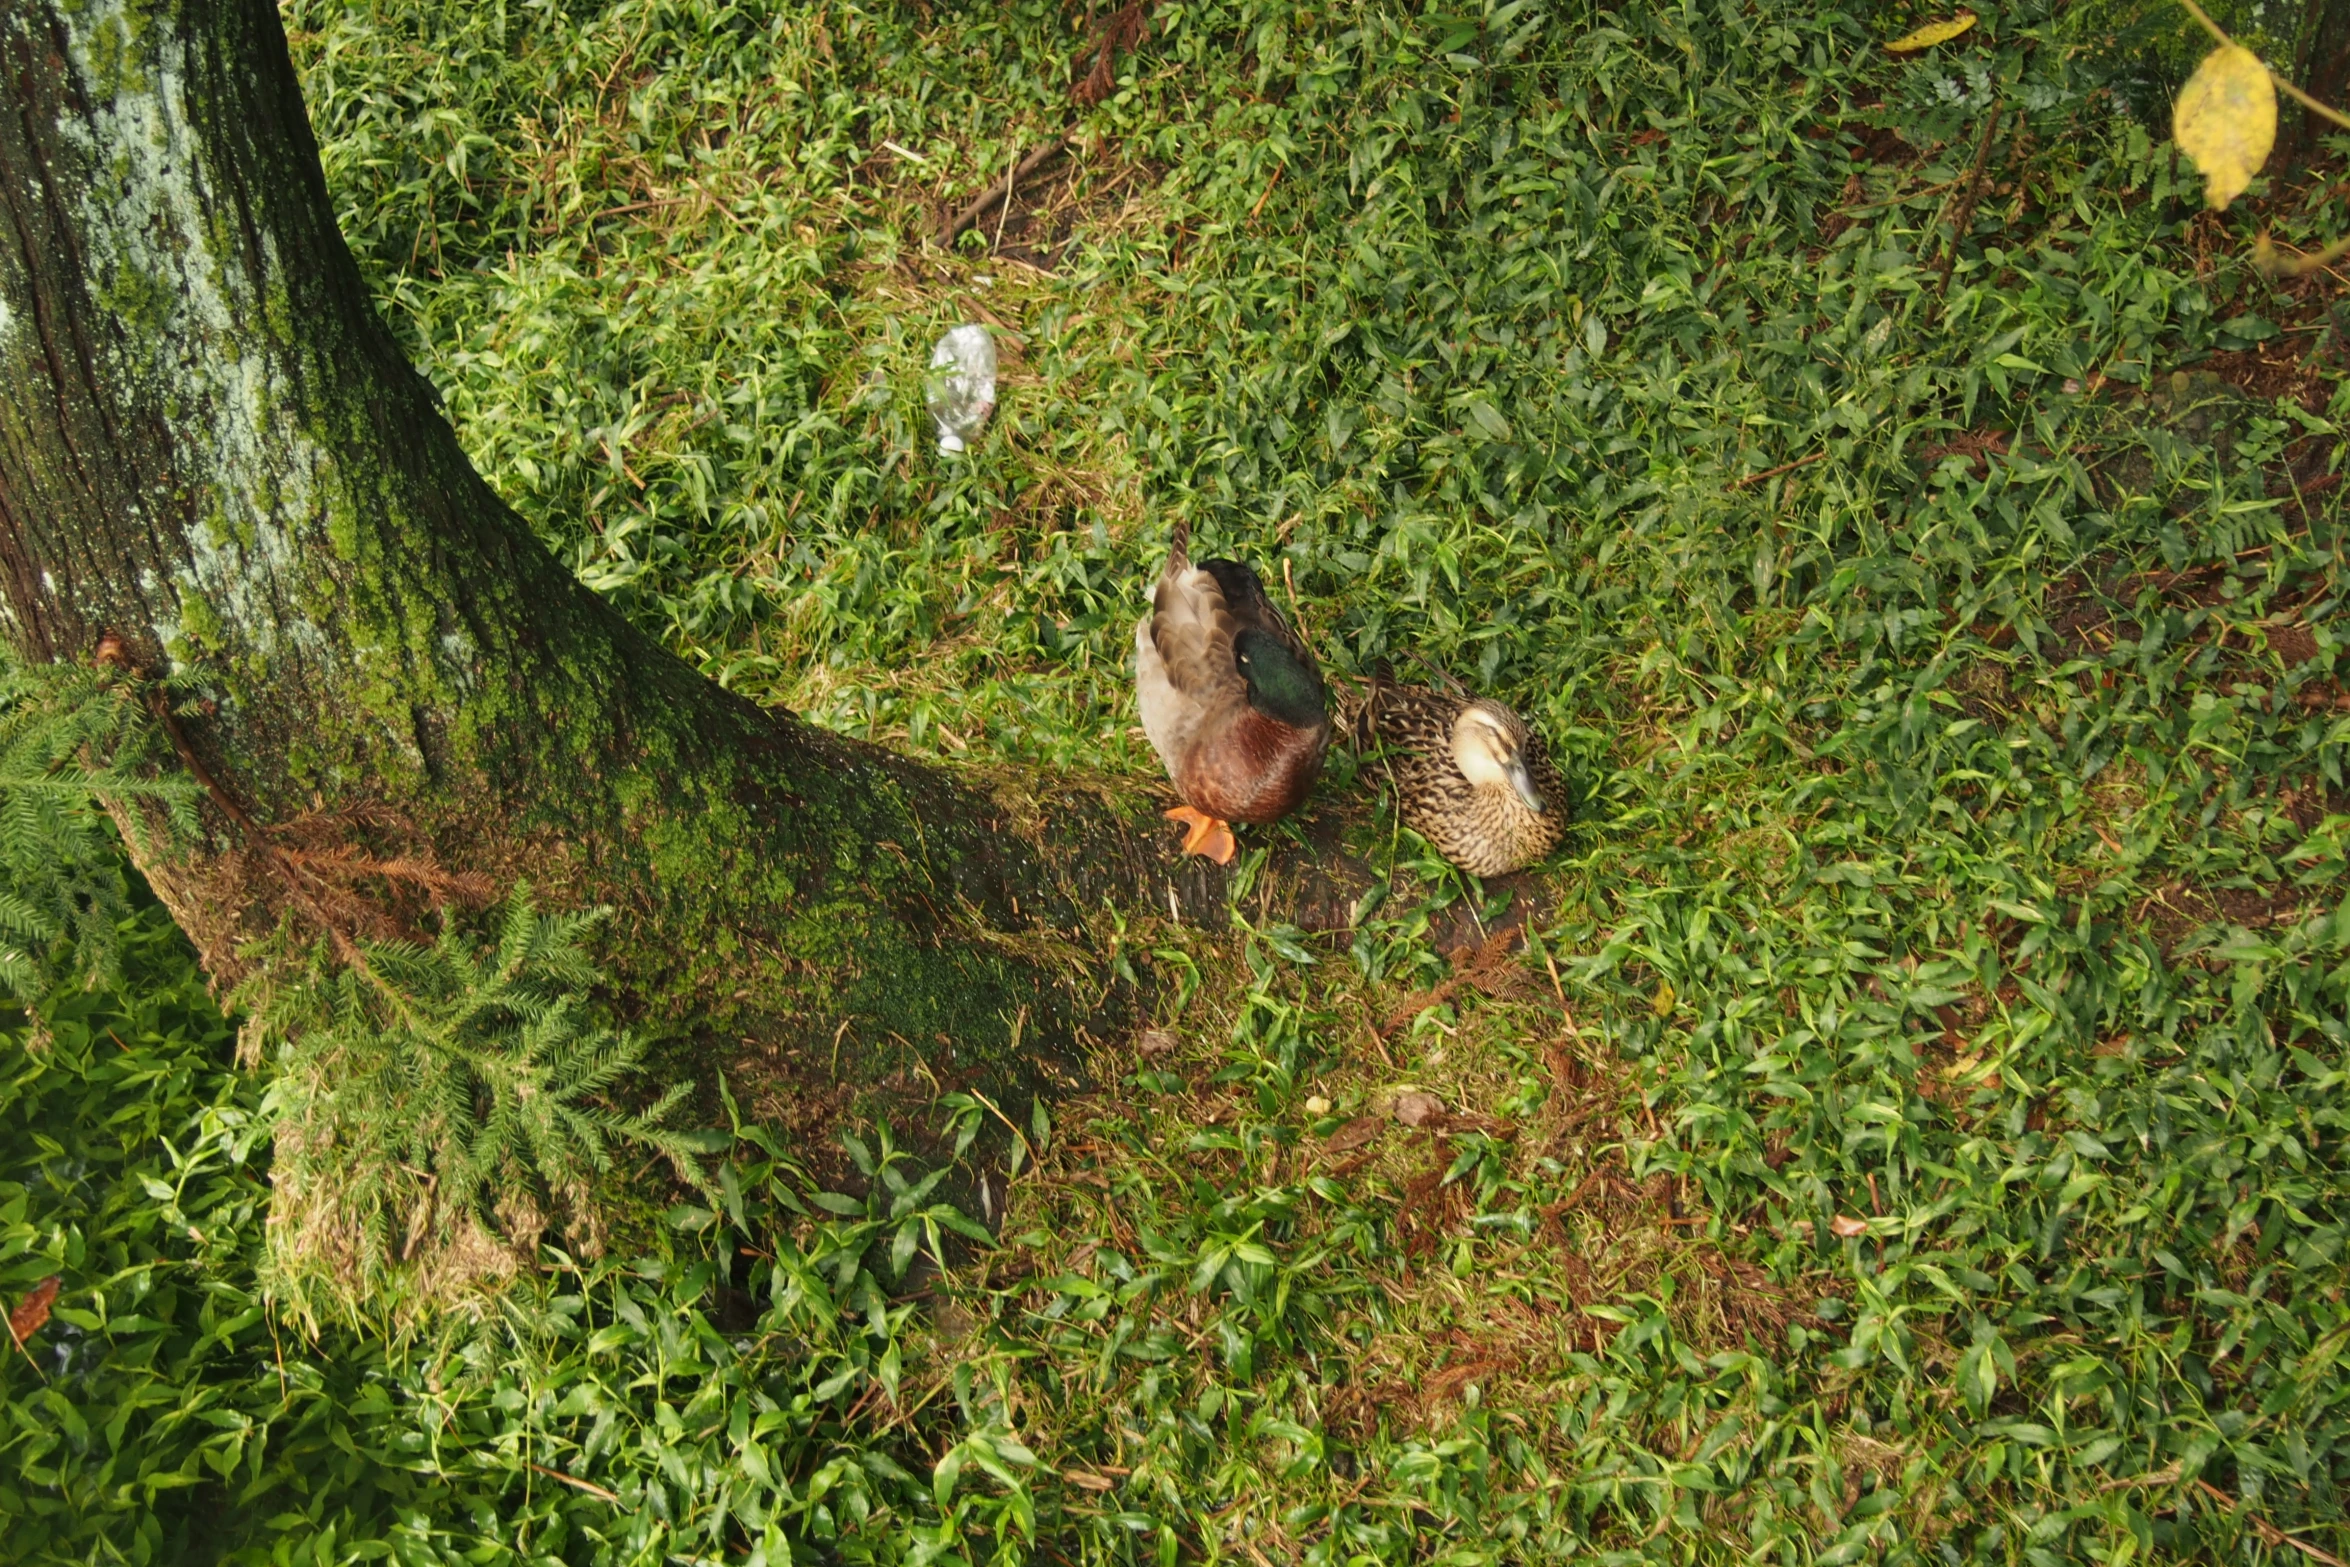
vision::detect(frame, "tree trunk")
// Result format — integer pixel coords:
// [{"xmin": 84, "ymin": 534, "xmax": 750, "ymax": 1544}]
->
[
  {"xmin": 2291, "ymin": 0, "xmax": 2350, "ymax": 161},
  {"xmin": 0, "ymin": 0, "xmax": 1355, "ymax": 1132}
]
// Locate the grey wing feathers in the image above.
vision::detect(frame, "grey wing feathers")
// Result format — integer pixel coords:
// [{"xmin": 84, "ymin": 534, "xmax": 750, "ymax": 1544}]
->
[
  {"xmin": 1149, "ymin": 567, "xmax": 1246, "ymax": 706},
  {"xmin": 1136, "ymin": 562, "xmax": 1244, "ymax": 776}
]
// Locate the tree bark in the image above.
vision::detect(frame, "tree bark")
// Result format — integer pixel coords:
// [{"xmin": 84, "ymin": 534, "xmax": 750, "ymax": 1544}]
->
[
  {"xmin": 2291, "ymin": 0, "xmax": 2350, "ymax": 161},
  {"xmin": 0, "ymin": 0, "xmax": 1361, "ymax": 1132}
]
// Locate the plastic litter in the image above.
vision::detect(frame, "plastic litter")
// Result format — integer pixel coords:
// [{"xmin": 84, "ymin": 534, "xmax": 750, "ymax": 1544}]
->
[{"xmin": 926, "ymin": 324, "xmax": 997, "ymax": 455}]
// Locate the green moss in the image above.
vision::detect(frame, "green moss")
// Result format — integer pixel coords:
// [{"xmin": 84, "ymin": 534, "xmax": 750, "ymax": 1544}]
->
[
  {"xmin": 92, "ymin": 261, "xmax": 173, "ymax": 345},
  {"xmin": 68, "ymin": 0, "xmax": 153, "ymax": 104},
  {"xmin": 174, "ymin": 587, "xmax": 222, "ymax": 653}
]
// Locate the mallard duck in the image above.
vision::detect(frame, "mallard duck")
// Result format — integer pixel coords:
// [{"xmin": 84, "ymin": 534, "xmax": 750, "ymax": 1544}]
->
[
  {"xmin": 1135, "ymin": 521, "xmax": 1330, "ymax": 864},
  {"xmin": 1359, "ymin": 678, "xmax": 1565, "ymax": 876}
]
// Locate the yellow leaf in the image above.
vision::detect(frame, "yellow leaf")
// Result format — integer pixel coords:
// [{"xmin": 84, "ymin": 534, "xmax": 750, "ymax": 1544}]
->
[
  {"xmin": 2174, "ymin": 44, "xmax": 2276, "ymax": 210},
  {"xmin": 1885, "ymin": 11, "xmax": 1977, "ymax": 53},
  {"xmin": 1651, "ymin": 980, "xmax": 1676, "ymax": 1018}
]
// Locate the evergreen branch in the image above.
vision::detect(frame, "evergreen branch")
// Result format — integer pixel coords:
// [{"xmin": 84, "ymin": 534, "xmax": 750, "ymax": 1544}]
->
[
  {"xmin": 0, "ymin": 659, "xmax": 199, "ymax": 1004},
  {"xmin": 244, "ymin": 884, "xmax": 706, "ymax": 1305}
]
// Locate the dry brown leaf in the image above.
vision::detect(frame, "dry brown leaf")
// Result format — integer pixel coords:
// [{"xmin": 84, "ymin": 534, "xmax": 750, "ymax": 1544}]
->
[
  {"xmin": 2174, "ymin": 44, "xmax": 2276, "ymax": 210},
  {"xmin": 8, "ymin": 1277, "xmax": 59, "ymax": 1344},
  {"xmin": 1061, "ymin": 1470, "xmax": 1117, "ymax": 1491},
  {"xmin": 1391, "ymin": 1091, "xmax": 1447, "ymax": 1128},
  {"xmin": 1885, "ymin": 11, "xmax": 1977, "ymax": 53},
  {"xmin": 1324, "ymin": 1115, "xmax": 1386, "ymax": 1154},
  {"xmin": 1830, "ymin": 1215, "xmax": 1870, "ymax": 1238}
]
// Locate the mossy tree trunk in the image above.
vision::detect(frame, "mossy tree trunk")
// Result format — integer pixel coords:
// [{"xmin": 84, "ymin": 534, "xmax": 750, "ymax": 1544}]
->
[{"xmin": 0, "ymin": 0, "xmax": 1308, "ymax": 1128}]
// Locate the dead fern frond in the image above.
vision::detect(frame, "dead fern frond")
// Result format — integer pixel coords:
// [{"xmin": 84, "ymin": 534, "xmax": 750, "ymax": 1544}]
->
[{"xmin": 1074, "ymin": 1, "xmax": 1150, "ymax": 105}]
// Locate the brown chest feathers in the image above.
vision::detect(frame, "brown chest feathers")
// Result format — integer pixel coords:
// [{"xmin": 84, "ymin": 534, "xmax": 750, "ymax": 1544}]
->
[{"xmin": 1180, "ymin": 708, "xmax": 1328, "ymax": 823}]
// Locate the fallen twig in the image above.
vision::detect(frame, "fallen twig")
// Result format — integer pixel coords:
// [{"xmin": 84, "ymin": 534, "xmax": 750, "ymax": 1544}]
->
[
  {"xmin": 581, "ymin": 195, "xmax": 689, "ymax": 224},
  {"xmin": 2191, "ymin": 1477, "xmax": 2349, "ymax": 1567},
  {"xmin": 2254, "ymin": 230, "xmax": 2350, "ymax": 279},
  {"xmin": 1729, "ymin": 451, "xmax": 1828, "ymax": 489},
  {"xmin": 1835, "ymin": 178, "xmax": 1956, "ymax": 215},
  {"xmin": 945, "ymin": 138, "xmax": 1071, "ymax": 245},
  {"xmin": 1250, "ymin": 166, "xmax": 1283, "ymax": 220},
  {"xmin": 2097, "ymin": 1463, "xmax": 2182, "ymax": 1492},
  {"xmin": 1931, "ymin": 99, "xmax": 2005, "ymax": 304},
  {"xmin": 526, "ymin": 1461, "xmax": 620, "ymax": 1503}
]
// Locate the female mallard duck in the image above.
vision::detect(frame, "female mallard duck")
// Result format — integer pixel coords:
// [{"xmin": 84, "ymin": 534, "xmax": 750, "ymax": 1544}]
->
[
  {"xmin": 1359, "ymin": 678, "xmax": 1566, "ymax": 876},
  {"xmin": 1135, "ymin": 520, "xmax": 1330, "ymax": 864}
]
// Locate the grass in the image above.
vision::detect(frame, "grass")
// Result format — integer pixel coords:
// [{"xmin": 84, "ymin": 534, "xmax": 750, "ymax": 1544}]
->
[{"xmin": 7, "ymin": 0, "xmax": 2350, "ymax": 1559}]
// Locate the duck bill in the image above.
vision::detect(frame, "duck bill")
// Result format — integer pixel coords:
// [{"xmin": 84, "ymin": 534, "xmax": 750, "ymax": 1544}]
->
[{"xmin": 1508, "ymin": 761, "xmax": 1545, "ymax": 814}]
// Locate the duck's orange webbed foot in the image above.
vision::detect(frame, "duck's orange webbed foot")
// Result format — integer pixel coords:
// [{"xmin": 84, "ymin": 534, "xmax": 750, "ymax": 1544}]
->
[{"xmin": 1164, "ymin": 805, "xmax": 1237, "ymax": 865}]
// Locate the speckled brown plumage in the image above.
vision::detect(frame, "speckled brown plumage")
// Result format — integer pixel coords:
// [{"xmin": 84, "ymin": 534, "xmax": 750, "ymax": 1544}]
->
[{"xmin": 1359, "ymin": 681, "xmax": 1566, "ymax": 876}]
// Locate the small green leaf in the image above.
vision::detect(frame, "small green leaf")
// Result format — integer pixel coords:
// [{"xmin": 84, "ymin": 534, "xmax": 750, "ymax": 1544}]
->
[{"xmin": 1466, "ymin": 401, "xmax": 1513, "ymax": 442}]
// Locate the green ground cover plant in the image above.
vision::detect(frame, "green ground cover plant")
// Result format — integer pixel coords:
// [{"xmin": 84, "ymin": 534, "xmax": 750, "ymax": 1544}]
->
[{"xmin": 6, "ymin": 0, "xmax": 2350, "ymax": 1559}]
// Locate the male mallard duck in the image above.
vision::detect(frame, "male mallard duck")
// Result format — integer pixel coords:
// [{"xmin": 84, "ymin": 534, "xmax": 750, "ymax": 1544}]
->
[
  {"xmin": 1359, "ymin": 678, "xmax": 1566, "ymax": 876},
  {"xmin": 1135, "ymin": 520, "xmax": 1330, "ymax": 864}
]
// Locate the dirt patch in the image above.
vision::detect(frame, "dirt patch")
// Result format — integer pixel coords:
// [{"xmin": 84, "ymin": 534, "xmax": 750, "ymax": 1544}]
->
[
  {"xmin": 1804, "ymin": 108, "xmax": 1912, "ymax": 167},
  {"xmin": 1534, "ymin": 1157, "xmax": 1810, "ymax": 1352},
  {"xmin": 2032, "ymin": 549, "xmax": 2337, "ymax": 675},
  {"xmin": 2090, "ymin": 370, "xmax": 2254, "ymax": 500},
  {"xmin": 2137, "ymin": 880, "xmax": 2317, "ymax": 955},
  {"xmin": 2191, "ymin": 344, "xmax": 2332, "ymax": 413},
  {"xmin": 936, "ymin": 146, "xmax": 1166, "ymax": 271},
  {"xmin": 2268, "ymin": 779, "xmax": 2345, "ymax": 833},
  {"xmin": 2179, "ymin": 249, "xmax": 2350, "ymax": 415},
  {"xmin": 1946, "ymin": 655, "xmax": 2013, "ymax": 720}
]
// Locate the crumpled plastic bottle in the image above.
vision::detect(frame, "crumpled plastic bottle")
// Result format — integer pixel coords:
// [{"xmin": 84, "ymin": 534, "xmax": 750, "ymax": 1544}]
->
[{"xmin": 925, "ymin": 324, "xmax": 997, "ymax": 455}]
